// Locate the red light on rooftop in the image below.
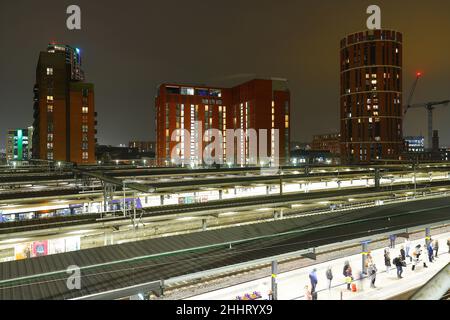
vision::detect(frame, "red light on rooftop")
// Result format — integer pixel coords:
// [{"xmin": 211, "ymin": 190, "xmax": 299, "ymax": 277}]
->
[{"xmin": 416, "ymin": 72, "xmax": 422, "ymax": 77}]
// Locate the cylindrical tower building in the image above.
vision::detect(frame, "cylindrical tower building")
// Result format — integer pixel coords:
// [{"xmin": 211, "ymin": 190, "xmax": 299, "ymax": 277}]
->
[{"xmin": 340, "ymin": 29, "xmax": 403, "ymax": 164}]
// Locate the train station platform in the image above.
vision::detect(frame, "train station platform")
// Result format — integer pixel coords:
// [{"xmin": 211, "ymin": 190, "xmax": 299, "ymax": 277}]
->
[{"xmin": 186, "ymin": 232, "xmax": 450, "ymax": 300}]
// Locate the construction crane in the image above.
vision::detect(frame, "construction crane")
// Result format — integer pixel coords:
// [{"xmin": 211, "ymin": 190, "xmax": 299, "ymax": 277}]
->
[
  {"xmin": 406, "ymin": 100, "xmax": 450, "ymax": 150},
  {"xmin": 403, "ymin": 72, "xmax": 450, "ymax": 150},
  {"xmin": 403, "ymin": 72, "xmax": 422, "ymax": 114}
]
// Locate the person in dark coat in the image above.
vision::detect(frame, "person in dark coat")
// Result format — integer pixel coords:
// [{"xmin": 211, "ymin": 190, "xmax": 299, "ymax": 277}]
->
[
  {"xmin": 400, "ymin": 246, "xmax": 406, "ymax": 262},
  {"xmin": 325, "ymin": 266, "xmax": 333, "ymax": 290},
  {"xmin": 384, "ymin": 249, "xmax": 391, "ymax": 274},
  {"xmin": 393, "ymin": 254, "xmax": 404, "ymax": 279}
]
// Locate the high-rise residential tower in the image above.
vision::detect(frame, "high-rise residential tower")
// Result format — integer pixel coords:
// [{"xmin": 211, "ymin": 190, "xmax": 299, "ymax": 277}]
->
[
  {"xmin": 340, "ymin": 30, "xmax": 403, "ymax": 163},
  {"xmin": 32, "ymin": 43, "xmax": 97, "ymax": 164},
  {"xmin": 155, "ymin": 78, "xmax": 290, "ymax": 167}
]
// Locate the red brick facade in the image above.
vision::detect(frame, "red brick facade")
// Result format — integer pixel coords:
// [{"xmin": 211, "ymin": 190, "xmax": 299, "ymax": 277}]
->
[{"xmin": 155, "ymin": 79, "xmax": 290, "ymax": 166}]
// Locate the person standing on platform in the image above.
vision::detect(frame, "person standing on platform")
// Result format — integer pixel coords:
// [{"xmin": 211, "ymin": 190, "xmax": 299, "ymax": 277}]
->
[
  {"xmin": 304, "ymin": 285, "xmax": 312, "ymax": 300},
  {"xmin": 343, "ymin": 260, "xmax": 349, "ymax": 278},
  {"xmin": 433, "ymin": 239, "xmax": 439, "ymax": 258},
  {"xmin": 412, "ymin": 244, "xmax": 427, "ymax": 270},
  {"xmin": 343, "ymin": 261, "xmax": 353, "ymax": 291},
  {"xmin": 368, "ymin": 263, "xmax": 377, "ymax": 288},
  {"xmin": 427, "ymin": 241, "xmax": 434, "ymax": 263},
  {"xmin": 405, "ymin": 239, "xmax": 411, "ymax": 262},
  {"xmin": 309, "ymin": 268, "xmax": 318, "ymax": 294},
  {"xmin": 365, "ymin": 252, "xmax": 374, "ymax": 272},
  {"xmin": 384, "ymin": 249, "xmax": 391, "ymax": 274},
  {"xmin": 326, "ymin": 266, "xmax": 333, "ymax": 290},
  {"xmin": 393, "ymin": 254, "xmax": 404, "ymax": 279},
  {"xmin": 400, "ymin": 246, "xmax": 406, "ymax": 262},
  {"xmin": 389, "ymin": 235, "xmax": 396, "ymax": 249}
]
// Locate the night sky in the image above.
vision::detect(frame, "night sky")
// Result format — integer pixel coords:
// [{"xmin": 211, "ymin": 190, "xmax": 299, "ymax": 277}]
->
[{"xmin": 1, "ymin": 0, "xmax": 450, "ymax": 149}]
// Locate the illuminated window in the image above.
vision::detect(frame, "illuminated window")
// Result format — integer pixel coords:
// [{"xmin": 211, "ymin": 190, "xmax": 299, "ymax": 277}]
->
[
  {"xmin": 47, "ymin": 105, "xmax": 53, "ymax": 112},
  {"xmin": 82, "ymin": 152, "xmax": 89, "ymax": 160},
  {"xmin": 47, "ymin": 67, "xmax": 53, "ymax": 75},
  {"xmin": 47, "ymin": 96, "xmax": 54, "ymax": 102},
  {"xmin": 181, "ymin": 87, "xmax": 194, "ymax": 95},
  {"xmin": 47, "ymin": 152, "xmax": 53, "ymax": 160},
  {"xmin": 209, "ymin": 89, "xmax": 222, "ymax": 98},
  {"xmin": 82, "ymin": 125, "xmax": 88, "ymax": 133},
  {"xmin": 47, "ymin": 134, "xmax": 53, "ymax": 142},
  {"xmin": 82, "ymin": 107, "xmax": 88, "ymax": 114}
]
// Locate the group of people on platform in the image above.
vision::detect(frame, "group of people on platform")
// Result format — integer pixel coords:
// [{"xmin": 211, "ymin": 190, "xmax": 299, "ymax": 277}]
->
[{"xmin": 304, "ymin": 237, "xmax": 448, "ymax": 300}]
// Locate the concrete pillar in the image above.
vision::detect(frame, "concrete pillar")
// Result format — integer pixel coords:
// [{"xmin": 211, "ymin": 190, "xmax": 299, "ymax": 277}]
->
[
  {"xmin": 266, "ymin": 186, "xmax": 270, "ymax": 195},
  {"xmin": 375, "ymin": 168, "xmax": 381, "ymax": 190},
  {"xmin": 202, "ymin": 219, "xmax": 207, "ymax": 231},
  {"xmin": 219, "ymin": 189, "xmax": 223, "ymax": 200},
  {"xmin": 279, "ymin": 175, "xmax": 283, "ymax": 195},
  {"xmin": 361, "ymin": 241, "xmax": 370, "ymax": 274},
  {"xmin": 160, "ymin": 195, "xmax": 164, "ymax": 206},
  {"xmin": 271, "ymin": 261, "xmax": 278, "ymax": 300},
  {"xmin": 160, "ymin": 280, "xmax": 165, "ymax": 297},
  {"xmin": 425, "ymin": 227, "xmax": 431, "ymax": 246}
]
